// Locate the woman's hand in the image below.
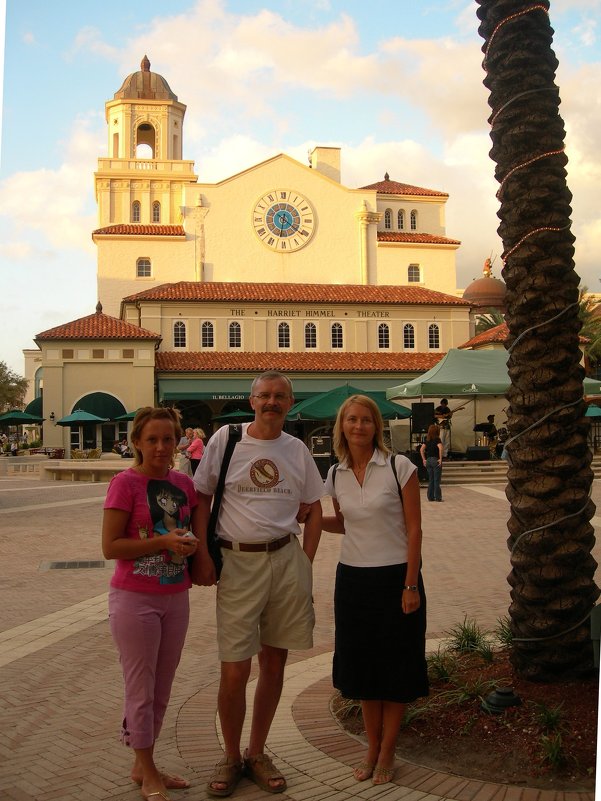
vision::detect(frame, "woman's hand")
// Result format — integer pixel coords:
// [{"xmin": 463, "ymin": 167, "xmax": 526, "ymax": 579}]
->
[{"xmin": 402, "ymin": 588, "xmax": 421, "ymax": 614}]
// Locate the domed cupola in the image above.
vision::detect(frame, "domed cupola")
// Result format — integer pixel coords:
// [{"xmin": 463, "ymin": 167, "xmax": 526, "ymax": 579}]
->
[
  {"xmin": 463, "ymin": 258, "xmax": 507, "ymax": 312},
  {"xmin": 113, "ymin": 55, "xmax": 178, "ymax": 102},
  {"xmin": 104, "ymin": 56, "xmax": 187, "ymax": 161}
]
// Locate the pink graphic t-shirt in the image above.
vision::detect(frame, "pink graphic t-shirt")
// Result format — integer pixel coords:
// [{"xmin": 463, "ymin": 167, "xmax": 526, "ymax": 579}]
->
[{"xmin": 104, "ymin": 467, "xmax": 197, "ymax": 594}]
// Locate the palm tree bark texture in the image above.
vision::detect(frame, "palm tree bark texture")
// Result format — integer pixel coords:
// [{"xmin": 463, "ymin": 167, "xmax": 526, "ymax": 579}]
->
[{"xmin": 476, "ymin": 1, "xmax": 599, "ymax": 680}]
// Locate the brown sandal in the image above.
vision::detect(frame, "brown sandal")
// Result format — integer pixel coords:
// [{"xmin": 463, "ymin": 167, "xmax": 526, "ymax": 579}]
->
[
  {"xmin": 372, "ymin": 765, "xmax": 395, "ymax": 785},
  {"xmin": 353, "ymin": 761, "xmax": 375, "ymax": 781},
  {"xmin": 206, "ymin": 757, "xmax": 244, "ymax": 797},
  {"xmin": 244, "ymin": 751, "xmax": 287, "ymax": 794}
]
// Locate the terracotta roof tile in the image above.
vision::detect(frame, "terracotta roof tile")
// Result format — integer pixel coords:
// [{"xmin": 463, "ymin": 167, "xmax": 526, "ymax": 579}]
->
[
  {"xmin": 360, "ymin": 177, "xmax": 448, "ymax": 197},
  {"xmin": 92, "ymin": 224, "xmax": 185, "ymax": 237},
  {"xmin": 460, "ymin": 322, "xmax": 587, "ymax": 348},
  {"xmin": 35, "ymin": 309, "xmax": 160, "ymax": 341},
  {"xmin": 459, "ymin": 323, "xmax": 508, "ymax": 349},
  {"xmin": 377, "ymin": 232, "xmax": 461, "ymax": 245},
  {"xmin": 155, "ymin": 351, "xmax": 443, "ymax": 374},
  {"xmin": 124, "ymin": 281, "xmax": 469, "ymax": 306}
]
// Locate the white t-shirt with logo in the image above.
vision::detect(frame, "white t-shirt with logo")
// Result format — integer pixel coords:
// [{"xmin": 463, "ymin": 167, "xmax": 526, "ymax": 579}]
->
[{"xmin": 194, "ymin": 423, "xmax": 325, "ymax": 543}]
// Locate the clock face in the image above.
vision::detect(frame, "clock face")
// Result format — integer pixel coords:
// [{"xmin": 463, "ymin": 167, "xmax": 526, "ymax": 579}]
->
[{"xmin": 252, "ymin": 189, "xmax": 315, "ymax": 252}]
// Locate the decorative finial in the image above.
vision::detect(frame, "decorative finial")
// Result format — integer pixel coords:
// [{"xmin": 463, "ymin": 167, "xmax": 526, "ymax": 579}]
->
[
  {"xmin": 483, "ymin": 257, "xmax": 492, "ymax": 278},
  {"xmin": 96, "ymin": 301, "xmax": 103, "ymax": 314},
  {"xmin": 384, "ymin": 172, "xmax": 389, "ymax": 181},
  {"xmin": 141, "ymin": 55, "xmax": 150, "ymax": 72}
]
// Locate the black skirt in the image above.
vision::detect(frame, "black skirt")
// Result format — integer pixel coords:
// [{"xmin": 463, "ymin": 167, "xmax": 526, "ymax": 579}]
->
[{"xmin": 333, "ymin": 562, "xmax": 429, "ymax": 703}]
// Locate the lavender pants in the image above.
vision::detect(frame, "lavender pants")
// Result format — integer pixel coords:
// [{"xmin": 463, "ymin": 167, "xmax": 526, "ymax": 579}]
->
[{"xmin": 108, "ymin": 587, "xmax": 190, "ymax": 750}]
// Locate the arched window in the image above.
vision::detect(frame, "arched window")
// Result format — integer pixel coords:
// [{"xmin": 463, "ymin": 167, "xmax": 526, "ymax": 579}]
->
[
  {"xmin": 410, "ymin": 209, "xmax": 418, "ymax": 230},
  {"xmin": 305, "ymin": 322, "xmax": 317, "ymax": 349},
  {"xmin": 136, "ymin": 122, "xmax": 156, "ymax": 158},
  {"xmin": 384, "ymin": 209, "xmax": 392, "ymax": 230},
  {"xmin": 228, "ymin": 321, "xmax": 241, "ymax": 349},
  {"xmin": 132, "ymin": 201, "xmax": 141, "ymax": 223},
  {"xmin": 152, "ymin": 201, "xmax": 160, "ymax": 223},
  {"xmin": 404, "ymin": 323, "xmax": 415, "ymax": 350},
  {"xmin": 173, "ymin": 320, "xmax": 186, "ymax": 349},
  {"xmin": 408, "ymin": 264, "xmax": 420, "ymax": 283},
  {"xmin": 378, "ymin": 323, "xmax": 390, "ymax": 349},
  {"xmin": 201, "ymin": 321, "xmax": 214, "ymax": 348},
  {"xmin": 331, "ymin": 322, "xmax": 343, "ymax": 349},
  {"xmin": 397, "ymin": 209, "xmax": 405, "ymax": 230},
  {"xmin": 278, "ymin": 322, "xmax": 290, "ymax": 349},
  {"xmin": 136, "ymin": 258, "xmax": 151, "ymax": 277},
  {"xmin": 428, "ymin": 323, "xmax": 440, "ymax": 349}
]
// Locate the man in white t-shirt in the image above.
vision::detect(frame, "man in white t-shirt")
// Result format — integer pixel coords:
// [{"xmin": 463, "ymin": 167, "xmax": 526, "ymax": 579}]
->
[{"xmin": 192, "ymin": 371, "xmax": 324, "ymax": 797}]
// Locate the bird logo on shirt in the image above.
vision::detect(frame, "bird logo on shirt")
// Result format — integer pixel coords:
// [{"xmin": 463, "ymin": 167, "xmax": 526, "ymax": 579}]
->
[{"xmin": 249, "ymin": 459, "xmax": 282, "ymax": 489}]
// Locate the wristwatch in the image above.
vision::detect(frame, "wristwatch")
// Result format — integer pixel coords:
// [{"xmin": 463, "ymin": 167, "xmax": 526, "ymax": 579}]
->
[{"xmin": 403, "ymin": 585, "xmax": 418, "ymax": 591}]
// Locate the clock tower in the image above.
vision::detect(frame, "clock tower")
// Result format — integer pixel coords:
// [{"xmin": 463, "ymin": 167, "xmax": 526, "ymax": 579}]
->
[
  {"xmin": 94, "ymin": 55, "xmax": 197, "ymax": 229},
  {"xmin": 94, "ymin": 57, "xmax": 199, "ymax": 316}
]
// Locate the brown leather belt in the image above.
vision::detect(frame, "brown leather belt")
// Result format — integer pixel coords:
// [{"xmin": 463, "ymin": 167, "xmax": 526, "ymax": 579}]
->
[{"xmin": 217, "ymin": 533, "xmax": 292, "ymax": 553}]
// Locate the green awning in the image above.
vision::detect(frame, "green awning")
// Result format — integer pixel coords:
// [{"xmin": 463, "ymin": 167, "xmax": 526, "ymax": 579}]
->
[
  {"xmin": 25, "ymin": 396, "xmax": 43, "ymax": 417},
  {"xmin": 76, "ymin": 392, "xmax": 126, "ymax": 420},
  {"xmin": 158, "ymin": 377, "xmax": 399, "ymax": 402}
]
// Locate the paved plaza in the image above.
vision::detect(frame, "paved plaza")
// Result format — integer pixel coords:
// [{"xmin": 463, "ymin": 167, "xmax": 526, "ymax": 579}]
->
[{"xmin": 0, "ymin": 473, "xmax": 599, "ymax": 801}]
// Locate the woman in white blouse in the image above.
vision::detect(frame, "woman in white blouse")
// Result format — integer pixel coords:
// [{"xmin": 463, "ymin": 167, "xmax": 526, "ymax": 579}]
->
[{"xmin": 322, "ymin": 395, "xmax": 428, "ymax": 786}]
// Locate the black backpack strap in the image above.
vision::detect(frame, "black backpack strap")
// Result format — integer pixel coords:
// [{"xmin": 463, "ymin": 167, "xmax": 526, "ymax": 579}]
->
[
  {"xmin": 333, "ymin": 457, "xmax": 402, "ymax": 507},
  {"xmin": 208, "ymin": 424, "xmax": 242, "ymax": 532},
  {"xmin": 390, "ymin": 454, "xmax": 404, "ymax": 507}
]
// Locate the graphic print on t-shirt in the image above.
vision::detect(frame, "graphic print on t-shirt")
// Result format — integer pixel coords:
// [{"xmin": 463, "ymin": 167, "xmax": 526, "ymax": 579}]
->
[
  {"xmin": 133, "ymin": 478, "xmax": 191, "ymax": 585},
  {"xmin": 249, "ymin": 458, "xmax": 283, "ymax": 489}
]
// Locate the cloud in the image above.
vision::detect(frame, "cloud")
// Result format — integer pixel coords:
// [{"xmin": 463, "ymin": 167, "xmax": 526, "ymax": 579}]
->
[
  {"xmin": 0, "ymin": 241, "xmax": 34, "ymax": 260},
  {"xmin": 0, "ymin": 114, "xmax": 101, "ymax": 257},
  {"xmin": 65, "ymin": 25, "xmax": 120, "ymax": 62},
  {"xmin": 22, "ymin": 32, "xmax": 35, "ymax": 45},
  {"xmin": 2, "ymin": 0, "xmax": 599, "ymax": 294},
  {"xmin": 379, "ymin": 35, "xmax": 490, "ymax": 138}
]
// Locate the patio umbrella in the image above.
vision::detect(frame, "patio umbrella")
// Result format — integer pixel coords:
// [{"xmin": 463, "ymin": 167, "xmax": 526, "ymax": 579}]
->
[
  {"xmin": 55, "ymin": 409, "xmax": 109, "ymax": 454},
  {"xmin": 213, "ymin": 409, "xmax": 254, "ymax": 421},
  {"xmin": 287, "ymin": 385, "xmax": 411, "ymax": 421},
  {"xmin": 0, "ymin": 409, "xmax": 44, "ymax": 425},
  {"xmin": 55, "ymin": 410, "xmax": 109, "ymax": 425},
  {"xmin": 113, "ymin": 409, "xmax": 141, "ymax": 421}
]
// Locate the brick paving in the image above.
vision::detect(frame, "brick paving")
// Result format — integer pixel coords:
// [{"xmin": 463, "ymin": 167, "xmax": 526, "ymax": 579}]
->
[{"xmin": 0, "ymin": 473, "xmax": 598, "ymax": 800}]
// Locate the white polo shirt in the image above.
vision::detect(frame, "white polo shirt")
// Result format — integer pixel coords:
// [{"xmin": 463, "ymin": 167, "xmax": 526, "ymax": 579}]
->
[
  {"xmin": 324, "ymin": 449, "xmax": 416, "ymax": 567},
  {"xmin": 194, "ymin": 423, "xmax": 325, "ymax": 543}
]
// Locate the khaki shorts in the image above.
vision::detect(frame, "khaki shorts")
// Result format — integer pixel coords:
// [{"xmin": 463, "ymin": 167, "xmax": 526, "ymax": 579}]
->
[{"xmin": 216, "ymin": 535, "xmax": 315, "ymax": 662}]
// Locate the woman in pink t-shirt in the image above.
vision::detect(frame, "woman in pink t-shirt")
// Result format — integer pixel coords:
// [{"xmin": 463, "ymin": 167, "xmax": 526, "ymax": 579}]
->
[
  {"xmin": 186, "ymin": 427, "xmax": 205, "ymax": 475},
  {"xmin": 102, "ymin": 407, "xmax": 212, "ymax": 800}
]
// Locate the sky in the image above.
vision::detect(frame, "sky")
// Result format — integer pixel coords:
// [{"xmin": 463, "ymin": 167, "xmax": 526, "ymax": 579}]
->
[{"xmin": 0, "ymin": 0, "xmax": 600, "ymax": 375}]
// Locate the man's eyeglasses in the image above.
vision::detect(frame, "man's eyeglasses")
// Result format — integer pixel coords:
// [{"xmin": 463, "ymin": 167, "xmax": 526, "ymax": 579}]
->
[{"xmin": 252, "ymin": 393, "xmax": 291, "ymax": 402}]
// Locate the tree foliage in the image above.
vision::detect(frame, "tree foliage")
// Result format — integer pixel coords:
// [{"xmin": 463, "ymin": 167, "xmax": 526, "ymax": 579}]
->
[
  {"xmin": 578, "ymin": 289, "xmax": 601, "ymax": 366},
  {"xmin": 475, "ymin": 309, "xmax": 505, "ymax": 335},
  {"xmin": 0, "ymin": 361, "xmax": 28, "ymax": 414}
]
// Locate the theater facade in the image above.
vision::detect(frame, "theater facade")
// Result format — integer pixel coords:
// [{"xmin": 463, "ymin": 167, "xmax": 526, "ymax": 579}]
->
[{"xmin": 24, "ymin": 57, "xmax": 475, "ymax": 453}]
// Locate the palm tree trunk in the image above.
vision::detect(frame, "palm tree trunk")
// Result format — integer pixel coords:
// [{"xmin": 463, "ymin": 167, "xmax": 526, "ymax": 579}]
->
[{"xmin": 476, "ymin": 0, "xmax": 599, "ymax": 680}]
